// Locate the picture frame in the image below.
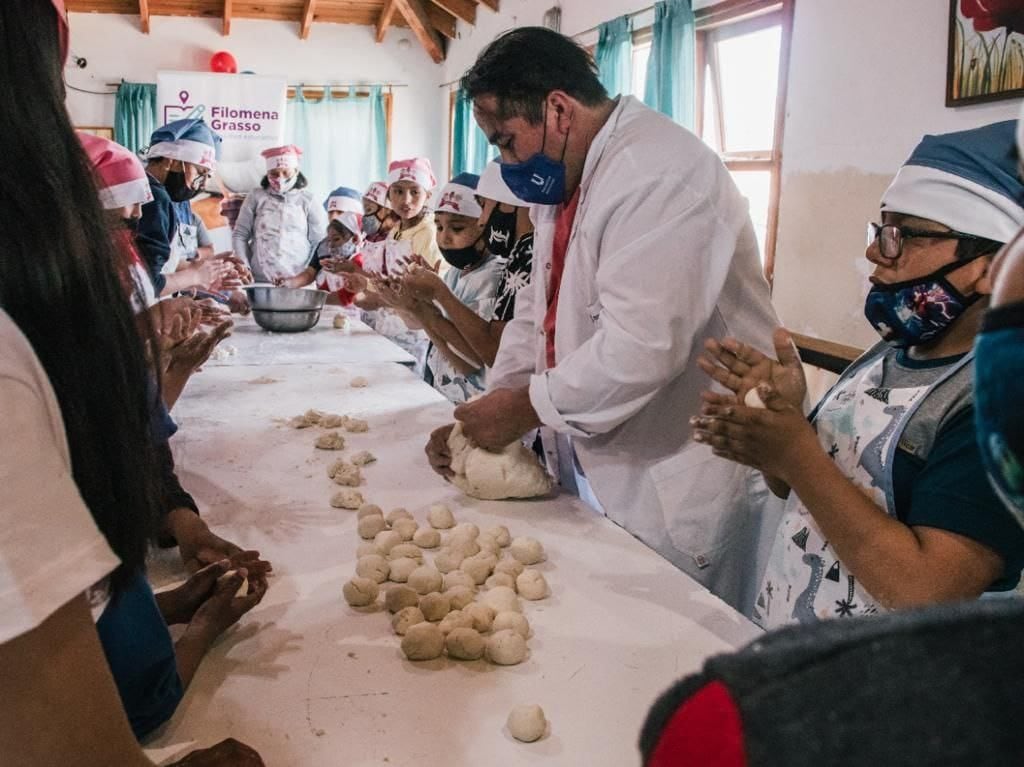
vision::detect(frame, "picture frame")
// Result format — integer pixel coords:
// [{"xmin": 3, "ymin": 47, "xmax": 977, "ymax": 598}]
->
[
  {"xmin": 76, "ymin": 126, "xmax": 114, "ymax": 139},
  {"xmin": 947, "ymin": 0, "xmax": 1024, "ymax": 106}
]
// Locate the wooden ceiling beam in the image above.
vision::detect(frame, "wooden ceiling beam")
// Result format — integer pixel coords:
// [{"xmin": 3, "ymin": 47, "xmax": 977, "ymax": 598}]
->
[
  {"xmin": 393, "ymin": 0, "xmax": 445, "ymax": 62},
  {"xmin": 299, "ymin": 0, "xmax": 317, "ymax": 39},
  {"xmin": 139, "ymin": 0, "xmax": 150, "ymax": 32},
  {"xmin": 376, "ymin": 0, "xmax": 398, "ymax": 43},
  {"xmin": 424, "ymin": 4, "xmax": 456, "ymax": 39},
  {"xmin": 476, "ymin": 0, "xmax": 499, "ymax": 11},
  {"xmin": 222, "ymin": 0, "xmax": 231, "ymax": 35},
  {"xmin": 429, "ymin": 0, "xmax": 475, "ymax": 26}
]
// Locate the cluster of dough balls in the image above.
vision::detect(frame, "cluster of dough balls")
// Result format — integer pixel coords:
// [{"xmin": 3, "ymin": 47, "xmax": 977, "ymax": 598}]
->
[
  {"xmin": 342, "ymin": 504, "xmax": 551, "ymax": 670},
  {"xmin": 291, "ymin": 408, "xmax": 373, "ymax": 435}
]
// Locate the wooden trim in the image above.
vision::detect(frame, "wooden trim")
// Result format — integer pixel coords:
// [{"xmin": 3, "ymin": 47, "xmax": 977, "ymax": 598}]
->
[
  {"xmin": 723, "ymin": 159, "xmax": 774, "ymax": 172},
  {"xmin": 393, "ymin": 0, "xmax": 445, "ymax": 63},
  {"xmin": 138, "ymin": 0, "xmax": 150, "ymax": 33},
  {"xmin": 694, "ymin": 32, "xmax": 706, "ymax": 139},
  {"xmin": 222, "ymin": 0, "xmax": 231, "ymax": 35},
  {"xmin": 694, "ymin": 0, "xmax": 782, "ymax": 29},
  {"xmin": 422, "ymin": 4, "xmax": 457, "ymax": 39},
  {"xmin": 476, "ymin": 0, "xmax": 499, "ymax": 11},
  {"xmin": 764, "ymin": 0, "xmax": 794, "ymax": 285},
  {"xmin": 299, "ymin": 0, "xmax": 317, "ymax": 40},
  {"xmin": 448, "ymin": 89, "xmax": 457, "ymax": 179},
  {"xmin": 377, "ymin": 0, "xmax": 398, "ymax": 43},
  {"xmin": 792, "ymin": 332, "xmax": 862, "ymax": 374},
  {"xmin": 384, "ymin": 91, "xmax": 394, "ymax": 165},
  {"xmin": 430, "ymin": 0, "xmax": 475, "ymax": 26}
]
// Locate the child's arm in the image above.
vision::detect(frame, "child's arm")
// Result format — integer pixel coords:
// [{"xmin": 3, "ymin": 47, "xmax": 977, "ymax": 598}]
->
[
  {"xmin": 276, "ymin": 267, "xmax": 316, "ymax": 289},
  {"xmin": 231, "ymin": 194, "xmax": 257, "ymax": 267},
  {"xmin": 411, "ymin": 301, "xmax": 485, "ymax": 375}
]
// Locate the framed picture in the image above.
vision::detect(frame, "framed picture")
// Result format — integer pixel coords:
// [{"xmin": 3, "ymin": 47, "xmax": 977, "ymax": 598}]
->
[
  {"xmin": 77, "ymin": 126, "xmax": 114, "ymax": 139},
  {"xmin": 947, "ymin": 0, "xmax": 1024, "ymax": 106}
]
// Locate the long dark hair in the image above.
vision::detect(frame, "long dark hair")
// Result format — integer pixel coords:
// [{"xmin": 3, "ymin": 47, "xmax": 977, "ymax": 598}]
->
[{"xmin": 0, "ymin": 0, "xmax": 161, "ymax": 590}]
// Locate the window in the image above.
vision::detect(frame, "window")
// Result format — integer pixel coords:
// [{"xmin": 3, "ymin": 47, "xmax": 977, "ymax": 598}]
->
[{"xmin": 630, "ymin": 33, "xmax": 653, "ymax": 99}]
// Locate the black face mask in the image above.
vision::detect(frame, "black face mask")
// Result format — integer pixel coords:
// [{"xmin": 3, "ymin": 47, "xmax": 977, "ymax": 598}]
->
[
  {"xmin": 485, "ymin": 207, "xmax": 517, "ymax": 258},
  {"xmin": 164, "ymin": 169, "xmax": 198, "ymax": 202},
  {"xmin": 441, "ymin": 236, "xmax": 486, "ymax": 270},
  {"xmin": 122, "ymin": 216, "xmax": 141, "ymax": 232}
]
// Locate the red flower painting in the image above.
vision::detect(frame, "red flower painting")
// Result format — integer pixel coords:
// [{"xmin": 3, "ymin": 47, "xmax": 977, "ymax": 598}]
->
[
  {"xmin": 949, "ymin": 0, "xmax": 1024, "ymax": 104},
  {"xmin": 961, "ymin": 0, "xmax": 1024, "ymax": 35}
]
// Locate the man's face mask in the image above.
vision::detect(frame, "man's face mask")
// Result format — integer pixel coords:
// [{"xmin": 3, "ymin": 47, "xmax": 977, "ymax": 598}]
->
[{"xmin": 499, "ymin": 101, "xmax": 570, "ymax": 206}]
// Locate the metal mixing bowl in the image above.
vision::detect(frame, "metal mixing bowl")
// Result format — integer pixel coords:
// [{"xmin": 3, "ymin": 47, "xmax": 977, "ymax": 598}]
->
[
  {"xmin": 243, "ymin": 285, "xmax": 329, "ymax": 311},
  {"xmin": 251, "ymin": 308, "xmax": 323, "ymax": 333}
]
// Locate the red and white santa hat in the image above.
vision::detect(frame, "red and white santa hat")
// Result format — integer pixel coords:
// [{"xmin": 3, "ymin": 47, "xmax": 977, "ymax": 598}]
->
[
  {"xmin": 387, "ymin": 157, "xmax": 437, "ymax": 191},
  {"xmin": 364, "ymin": 181, "xmax": 390, "ymax": 208},
  {"xmin": 262, "ymin": 144, "xmax": 302, "ymax": 172},
  {"xmin": 436, "ymin": 173, "xmax": 483, "ymax": 219},
  {"xmin": 78, "ymin": 132, "xmax": 154, "ymax": 210}
]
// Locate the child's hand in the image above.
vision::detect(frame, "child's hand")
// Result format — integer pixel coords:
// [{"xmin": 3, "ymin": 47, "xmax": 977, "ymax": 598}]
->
[
  {"xmin": 185, "ymin": 568, "xmax": 266, "ymax": 646},
  {"xmin": 150, "ymin": 297, "xmax": 201, "ymax": 351},
  {"xmin": 402, "ymin": 266, "xmax": 445, "ymax": 301},
  {"xmin": 697, "ymin": 327, "xmax": 807, "ymax": 411},
  {"xmin": 227, "ymin": 290, "xmax": 251, "ymax": 315},
  {"xmin": 166, "ymin": 320, "xmax": 233, "ymax": 374}
]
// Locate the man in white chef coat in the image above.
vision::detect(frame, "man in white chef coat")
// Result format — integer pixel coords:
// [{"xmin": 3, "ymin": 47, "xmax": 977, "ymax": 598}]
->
[{"xmin": 426, "ymin": 27, "xmax": 781, "ymax": 613}]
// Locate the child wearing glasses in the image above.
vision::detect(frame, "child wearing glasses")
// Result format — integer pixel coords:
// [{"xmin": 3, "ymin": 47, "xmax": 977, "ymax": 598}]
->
[{"xmin": 693, "ymin": 121, "xmax": 1024, "ymax": 629}]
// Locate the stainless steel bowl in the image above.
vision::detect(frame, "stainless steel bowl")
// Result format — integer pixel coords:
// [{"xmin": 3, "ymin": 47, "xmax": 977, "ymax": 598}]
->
[
  {"xmin": 251, "ymin": 308, "xmax": 323, "ymax": 333},
  {"xmin": 243, "ymin": 285, "xmax": 329, "ymax": 311}
]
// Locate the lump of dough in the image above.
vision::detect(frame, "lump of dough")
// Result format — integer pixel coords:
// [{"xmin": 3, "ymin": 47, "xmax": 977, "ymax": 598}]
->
[
  {"xmin": 392, "ymin": 518, "xmax": 419, "ymax": 542},
  {"xmin": 444, "ymin": 585, "xmax": 476, "ymax": 611},
  {"xmin": 481, "ymin": 586, "xmax": 521, "ymax": 614},
  {"xmin": 326, "ymin": 459, "xmax": 346, "ymax": 478},
  {"xmin": 389, "ymin": 557, "xmax": 419, "ymax": 583},
  {"xmin": 357, "ymin": 514, "xmax": 388, "ymax": 539},
  {"xmin": 507, "ymin": 704, "xmax": 547, "ymax": 743},
  {"xmin": 388, "ymin": 543, "xmax": 424, "ymax": 562},
  {"xmin": 438, "ymin": 609, "xmax": 475, "ymax": 635},
  {"xmin": 744, "ymin": 387, "xmax": 767, "ymax": 409},
  {"xmin": 373, "ymin": 530, "xmax": 404, "ymax": 556},
  {"xmin": 385, "ymin": 585, "xmax": 420, "ymax": 613},
  {"xmin": 356, "ymin": 504, "xmax": 384, "ymax": 520},
  {"xmin": 443, "ymin": 571, "xmax": 477, "ymax": 593},
  {"xmin": 419, "ymin": 592, "xmax": 452, "ymax": 622},
  {"xmin": 485, "ymin": 572, "xmax": 517, "ymax": 591},
  {"xmin": 291, "ymin": 409, "xmax": 324, "ymax": 429},
  {"xmin": 510, "ymin": 537, "xmax": 545, "ymax": 565},
  {"xmin": 451, "ymin": 522, "xmax": 479, "ymax": 540},
  {"xmin": 461, "ymin": 554, "xmax": 497, "ymax": 585},
  {"xmin": 391, "ymin": 606, "xmax": 426, "ymax": 635},
  {"xmin": 356, "ymin": 542, "xmax": 377, "ymax": 558},
  {"xmin": 351, "ymin": 450, "xmax": 377, "ymax": 467},
  {"xmin": 485, "ymin": 525, "xmax": 512, "ymax": 548},
  {"xmin": 315, "ymin": 431, "xmax": 346, "ymax": 450},
  {"xmin": 413, "ymin": 528, "xmax": 441, "ymax": 549},
  {"xmin": 516, "ymin": 569, "xmax": 549, "ymax": 600},
  {"xmin": 350, "ymin": 376, "xmax": 370, "ymax": 388},
  {"xmin": 385, "ymin": 508, "xmax": 414, "ymax": 525},
  {"xmin": 343, "ymin": 577, "xmax": 379, "ymax": 607},
  {"xmin": 445, "ymin": 627, "xmax": 485, "ymax": 660},
  {"xmin": 331, "ymin": 463, "xmax": 362, "ymax": 487},
  {"xmin": 331, "ymin": 489, "xmax": 365, "ymax": 510},
  {"xmin": 464, "ymin": 603, "xmax": 496, "ymax": 633},
  {"xmin": 477, "ymin": 537, "xmax": 502, "ymax": 557},
  {"xmin": 446, "ymin": 536, "xmax": 481, "ymax": 558},
  {"xmin": 320, "ymin": 413, "xmax": 347, "ymax": 429},
  {"xmin": 333, "ymin": 314, "xmax": 347, "ymax": 329},
  {"xmin": 401, "ymin": 622, "xmax": 444, "ymax": 661},
  {"xmin": 345, "ymin": 418, "xmax": 370, "ymax": 433},
  {"xmin": 427, "ymin": 503, "xmax": 456, "ymax": 529},
  {"xmin": 494, "ymin": 558, "xmax": 526, "ymax": 578},
  {"xmin": 486, "ymin": 629, "xmax": 528, "ymax": 666},
  {"xmin": 355, "ymin": 554, "xmax": 390, "ymax": 583},
  {"xmin": 433, "ymin": 548, "xmax": 465, "ymax": 574},
  {"xmin": 407, "ymin": 566, "xmax": 443, "ymax": 595},
  {"xmin": 447, "ymin": 422, "xmax": 554, "ymax": 500},
  {"xmin": 493, "ymin": 611, "xmax": 530, "ymax": 639}
]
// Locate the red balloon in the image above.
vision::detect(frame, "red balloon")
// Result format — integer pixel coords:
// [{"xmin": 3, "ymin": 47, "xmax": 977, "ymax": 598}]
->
[{"xmin": 210, "ymin": 51, "xmax": 238, "ymax": 74}]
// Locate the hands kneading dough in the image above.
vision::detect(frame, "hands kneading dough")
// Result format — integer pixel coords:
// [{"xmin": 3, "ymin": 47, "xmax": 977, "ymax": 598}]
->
[{"xmin": 446, "ymin": 423, "xmax": 554, "ymax": 501}]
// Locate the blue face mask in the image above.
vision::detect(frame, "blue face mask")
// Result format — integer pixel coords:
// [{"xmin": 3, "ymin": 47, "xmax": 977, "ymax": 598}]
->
[
  {"xmin": 863, "ymin": 259, "xmax": 983, "ymax": 347},
  {"xmin": 362, "ymin": 215, "xmax": 382, "ymax": 237},
  {"xmin": 499, "ymin": 104, "xmax": 570, "ymax": 206},
  {"xmin": 974, "ymin": 300, "xmax": 1024, "ymax": 525}
]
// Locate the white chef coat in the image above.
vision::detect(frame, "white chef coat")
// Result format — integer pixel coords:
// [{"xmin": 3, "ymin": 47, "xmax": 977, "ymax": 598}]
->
[{"xmin": 489, "ymin": 96, "xmax": 783, "ymax": 613}]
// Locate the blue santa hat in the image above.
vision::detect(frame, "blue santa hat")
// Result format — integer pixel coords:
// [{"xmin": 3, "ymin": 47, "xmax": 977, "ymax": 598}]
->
[{"xmin": 146, "ymin": 118, "xmax": 222, "ymax": 171}]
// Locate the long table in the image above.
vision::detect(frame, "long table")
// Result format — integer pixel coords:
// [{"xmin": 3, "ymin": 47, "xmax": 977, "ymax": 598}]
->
[{"xmin": 145, "ymin": 330, "xmax": 760, "ymax": 766}]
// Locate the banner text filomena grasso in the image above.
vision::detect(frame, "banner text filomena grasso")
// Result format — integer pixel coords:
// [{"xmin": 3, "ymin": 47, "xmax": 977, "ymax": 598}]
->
[{"xmin": 209, "ymin": 106, "xmax": 280, "ymax": 133}]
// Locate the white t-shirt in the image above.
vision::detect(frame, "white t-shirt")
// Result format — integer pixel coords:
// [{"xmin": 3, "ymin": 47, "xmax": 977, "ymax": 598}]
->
[{"xmin": 0, "ymin": 309, "xmax": 120, "ymax": 644}]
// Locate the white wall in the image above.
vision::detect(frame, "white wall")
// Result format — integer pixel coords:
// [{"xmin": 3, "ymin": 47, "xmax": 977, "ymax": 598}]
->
[{"xmin": 64, "ymin": 13, "xmax": 447, "ymax": 182}]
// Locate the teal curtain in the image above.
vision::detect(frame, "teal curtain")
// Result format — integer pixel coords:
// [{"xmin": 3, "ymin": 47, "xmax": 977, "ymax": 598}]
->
[
  {"xmin": 286, "ymin": 86, "xmax": 388, "ymax": 206},
  {"xmin": 451, "ymin": 89, "xmax": 496, "ymax": 176},
  {"xmin": 114, "ymin": 82, "xmax": 157, "ymax": 154},
  {"xmin": 595, "ymin": 16, "xmax": 633, "ymax": 97},
  {"xmin": 644, "ymin": 0, "xmax": 696, "ymax": 128}
]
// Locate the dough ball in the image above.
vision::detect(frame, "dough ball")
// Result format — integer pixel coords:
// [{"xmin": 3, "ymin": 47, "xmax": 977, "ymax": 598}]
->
[
  {"xmin": 494, "ymin": 558, "xmax": 526, "ymax": 578},
  {"xmin": 384, "ymin": 585, "xmax": 420, "ymax": 614},
  {"xmin": 446, "ymin": 536, "xmax": 481, "ymax": 558},
  {"xmin": 744, "ymin": 387, "xmax": 767, "ymax": 409},
  {"xmin": 407, "ymin": 565, "xmax": 444, "ymax": 595},
  {"xmin": 413, "ymin": 527, "xmax": 441, "ymax": 549},
  {"xmin": 385, "ymin": 508, "xmax": 414, "ymax": 525},
  {"xmin": 461, "ymin": 554, "xmax": 498, "ymax": 585},
  {"xmin": 356, "ymin": 542, "xmax": 377, "ymax": 558},
  {"xmin": 401, "ymin": 622, "xmax": 445, "ymax": 661},
  {"xmin": 332, "ymin": 314, "xmax": 347, "ymax": 329},
  {"xmin": 443, "ymin": 571, "xmax": 477, "ymax": 593},
  {"xmin": 355, "ymin": 554, "xmax": 390, "ymax": 583},
  {"xmin": 438, "ymin": 609, "xmax": 475, "ymax": 635},
  {"xmin": 464, "ymin": 602, "xmax": 496, "ymax": 633},
  {"xmin": 391, "ymin": 606, "xmax": 426, "ymax": 635},
  {"xmin": 419, "ymin": 591, "xmax": 452, "ymax": 622},
  {"xmin": 392, "ymin": 518, "xmax": 419, "ymax": 542},
  {"xmin": 388, "ymin": 557, "xmax": 419, "ymax": 583},
  {"xmin": 357, "ymin": 514, "xmax": 388, "ymax": 540},
  {"xmin": 373, "ymin": 530, "xmax": 404, "ymax": 555},
  {"xmin": 485, "ymin": 525, "xmax": 512, "ymax": 548},
  {"xmin": 445, "ymin": 627, "xmax": 485, "ymax": 660},
  {"xmin": 292, "ymin": 409, "xmax": 324, "ymax": 428},
  {"xmin": 326, "ymin": 459, "xmax": 345, "ymax": 478},
  {"xmin": 510, "ymin": 537, "xmax": 545, "ymax": 565},
  {"xmin": 331, "ymin": 463, "xmax": 362, "ymax": 487},
  {"xmin": 485, "ymin": 572, "xmax": 517, "ymax": 591},
  {"xmin": 477, "ymin": 537, "xmax": 502, "ymax": 557},
  {"xmin": 481, "ymin": 586, "xmax": 521, "ymax": 614},
  {"xmin": 388, "ymin": 543, "xmax": 424, "ymax": 562},
  {"xmin": 516, "ymin": 570, "xmax": 549, "ymax": 601},
  {"xmin": 447, "ymin": 423, "xmax": 554, "ymax": 500},
  {"xmin": 345, "ymin": 418, "xmax": 370, "ymax": 433},
  {"xmin": 427, "ymin": 503, "xmax": 456, "ymax": 529},
  {"xmin": 434, "ymin": 548, "xmax": 465, "ymax": 574},
  {"xmin": 486, "ymin": 629, "xmax": 528, "ymax": 666},
  {"xmin": 315, "ymin": 431, "xmax": 346, "ymax": 451},
  {"xmin": 507, "ymin": 704, "xmax": 547, "ymax": 743},
  {"xmin": 493, "ymin": 611, "xmax": 531, "ymax": 639},
  {"xmin": 350, "ymin": 376, "xmax": 370, "ymax": 388},
  {"xmin": 451, "ymin": 522, "xmax": 479, "ymax": 540},
  {"xmin": 444, "ymin": 585, "xmax": 476, "ymax": 611},
  {"xmin": 351, "ymin": 450, "xmax": 377, "ymax": 467},
  {"xmin": 320, "ymin": 413, "xmax": 347, "ymax": 429},
  {"xmin": 356, "ymin": 503, "xmax": 384, "ymax": 520},
  {"xmin": 343, "ymin": 577, "xmax": 379, "ymax": 607},
  {"xmin": 331, "ymin": 489, "xmax": 364, "ymax": 510}
]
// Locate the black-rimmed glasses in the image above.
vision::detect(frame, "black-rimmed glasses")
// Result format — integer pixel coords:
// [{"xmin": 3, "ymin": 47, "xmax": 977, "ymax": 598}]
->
[{"xmin": 867, "ymin": 222, "xmax": 985, "ymax": 259}]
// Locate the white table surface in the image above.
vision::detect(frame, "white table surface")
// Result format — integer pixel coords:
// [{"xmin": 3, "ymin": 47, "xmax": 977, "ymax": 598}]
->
[
  {"xmin": 145, "ymin": 352, "xmax": 759, "ymax": 766},
  {"xmin": 206, "ymin": 313, "xmax": 415, "ymax": 367}
]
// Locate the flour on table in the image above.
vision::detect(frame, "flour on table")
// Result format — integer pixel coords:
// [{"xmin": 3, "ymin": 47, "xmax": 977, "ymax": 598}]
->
[
  {"xmin": 350, "ymin": 376, "xmax": 370, "ymax": 388},
  {"xmin": 209, "ymin": 344, "xmax": 238, "ymax": 361},
  {"xmin": 247, "ymin": 376, "xmax": 279, "ymax": 385}
]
